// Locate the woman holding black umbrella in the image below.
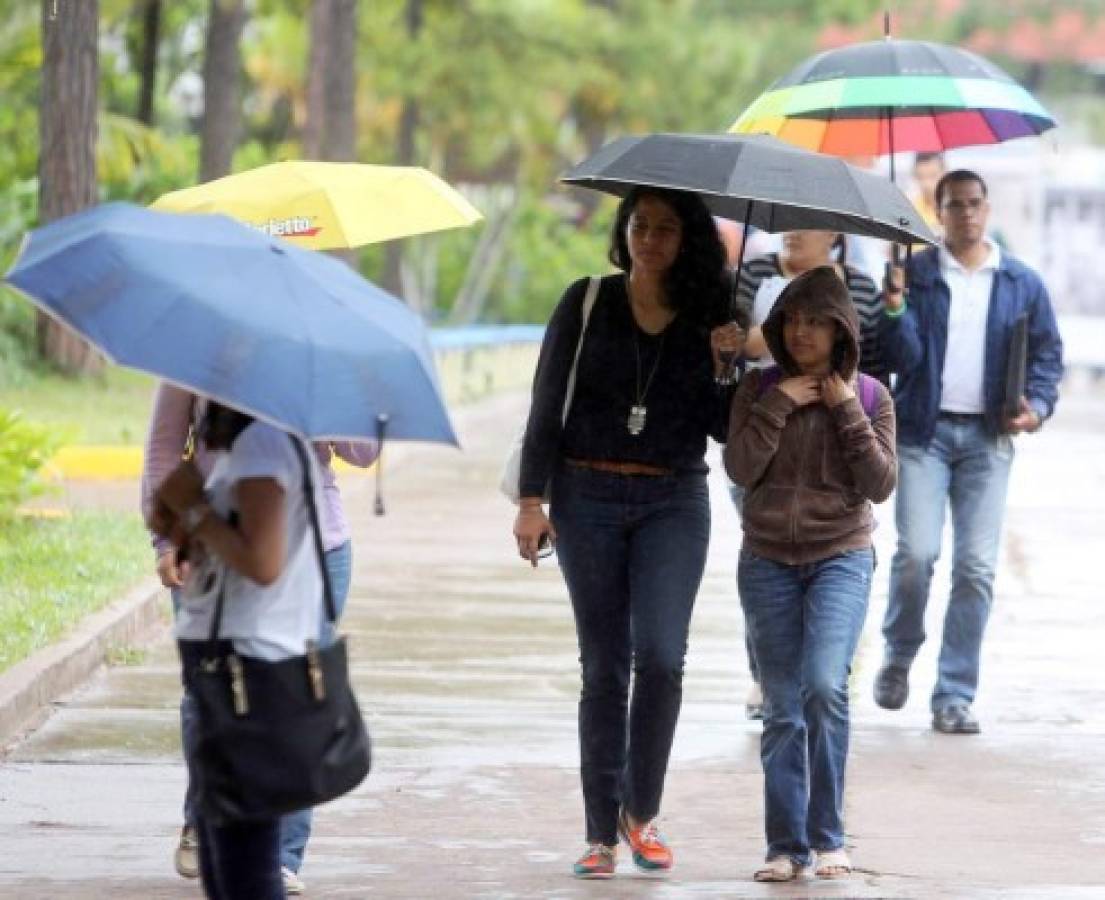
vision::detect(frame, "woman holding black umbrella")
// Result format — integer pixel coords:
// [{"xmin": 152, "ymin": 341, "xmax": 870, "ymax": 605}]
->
[{"xmin": 512, "ymin": 186, "xmax": 744, "ymax": 879}]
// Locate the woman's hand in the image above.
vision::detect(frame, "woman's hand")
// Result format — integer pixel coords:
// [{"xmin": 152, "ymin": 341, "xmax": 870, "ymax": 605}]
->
[
  {"xmin": 513, "ymin": 501, "xmax": 556, "ymax": 568},
  {"xmin": 821, "ymin": 373, "xmax": 856, "ymax": 408},
  {"xmin": 710, "ymin": 322, "xmax": 746, "ymax": 379},
  {"xmin": 154, "ymin": 461, "xmax": 205, "ymax": 516},
  {"xmin": 776, "ymin": 375, "xmax": 822, "ymax": 407},
  {"xmin": 156, "ymin": 547, "xmax": 191, "ymax": 588}
]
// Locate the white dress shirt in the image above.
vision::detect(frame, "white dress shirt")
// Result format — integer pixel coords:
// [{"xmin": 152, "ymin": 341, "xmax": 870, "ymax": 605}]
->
[{"xmin": 939, "ymin": 241, "xmax": 1000, "ymax": 414}]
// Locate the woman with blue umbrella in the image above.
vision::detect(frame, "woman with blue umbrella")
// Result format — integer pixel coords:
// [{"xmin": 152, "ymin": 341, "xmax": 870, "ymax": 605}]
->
[
  {"xmin": 4, "ymin": 202, "xmax": 456, "ymax": 899},
  {"xmin": 142, "ymin": 384, "xmax": 377, "ymax": 894},
  {"xmin": 149, "ymin": 400, "xmax": 327, "ymax": 898}
]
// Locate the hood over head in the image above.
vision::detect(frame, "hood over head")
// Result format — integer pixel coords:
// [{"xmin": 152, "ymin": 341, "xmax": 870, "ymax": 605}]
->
[{"xmin": 762, "ymin": 265, "xmax": 860, "ymax": 379}]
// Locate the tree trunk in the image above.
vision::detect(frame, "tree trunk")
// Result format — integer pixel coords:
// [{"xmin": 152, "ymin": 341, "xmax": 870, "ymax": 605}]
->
[
  {"xmin": 447, "ymin": 184, "xmax": 520, "ymax": 325},
  {"xmin": 322, "ymin": 0, "xmax": 356, "ymax": 163},
  {"xmin": 136, "ymin": 0, "xmax": 161, "ymax": 125},
  {"xmin": 382, "ymin": 0, "xmax": 423, "ymax": 298},
  {"xmin": 301, "ymin": 0, "xmax": 330, "ymax": 158},
  {"xmin": 199, "ymin": 0, "xmax": 246, "ymax": 182},
  {"xmin": 37, "ymin": 0, "xmax": 102, "ymax": 375}
]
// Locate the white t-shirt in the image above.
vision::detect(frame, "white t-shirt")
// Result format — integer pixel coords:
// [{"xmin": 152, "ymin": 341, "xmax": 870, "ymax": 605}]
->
[
  {"xmin": 940, "ymin": 241, "xmax": 1000, "ymax": 414},
  {"xmin": 176, "ymin": 421, "xmax": 325, "ymax": 660},
  {"xmin": 747, "ymin": 274, "xmax": 789, "ymax": 369}
]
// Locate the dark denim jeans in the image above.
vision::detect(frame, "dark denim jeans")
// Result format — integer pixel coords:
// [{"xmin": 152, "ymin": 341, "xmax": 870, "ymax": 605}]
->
[
  {"xmin": 738, "ymin": 548, "xmax": 873, "ymax": 866},
  {"xmin": 196, "ymin": 814, "xmax": 283, "ymax": 900},
  {"xmin": 550, "ymin": 465, "xmax": 710, "ymax": 846},
  {"xmin": 175, "ymin": 540, "xmax": 354, "ymax": 875}
]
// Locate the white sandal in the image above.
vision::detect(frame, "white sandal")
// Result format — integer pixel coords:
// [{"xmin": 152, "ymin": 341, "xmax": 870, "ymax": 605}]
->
[
  {"xmin": 753, "ymin": 856, "xmax": 800, "ymax": 882},
  {"xmin": 814, "ymin": 848, "xmax": 852, "ymax": 878}
]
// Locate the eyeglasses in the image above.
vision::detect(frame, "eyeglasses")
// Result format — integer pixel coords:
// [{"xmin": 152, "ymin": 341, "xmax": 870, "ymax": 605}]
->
[{"xmin": 940, "ymin": 198, "xmax": 986, "ymax": 214}]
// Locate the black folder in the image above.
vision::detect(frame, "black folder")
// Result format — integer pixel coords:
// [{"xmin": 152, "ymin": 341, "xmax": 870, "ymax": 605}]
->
[{"xmin": 1003, "ymin": 315, "xmax": 1028, "ymax": 420}]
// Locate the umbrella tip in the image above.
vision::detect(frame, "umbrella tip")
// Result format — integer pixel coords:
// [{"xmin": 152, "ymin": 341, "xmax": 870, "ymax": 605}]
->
[{"xmin": 883, "ymin": 10, "xmax": 891, "ymax": 39}]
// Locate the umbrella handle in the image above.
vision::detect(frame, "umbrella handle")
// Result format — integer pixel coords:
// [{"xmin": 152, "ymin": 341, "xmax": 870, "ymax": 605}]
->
[{"xmin": 374, "ymin": 414, "xmax": 389, "ymax": 516}]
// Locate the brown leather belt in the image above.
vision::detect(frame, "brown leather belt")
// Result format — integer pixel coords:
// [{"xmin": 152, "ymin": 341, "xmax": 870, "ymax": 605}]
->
[{"xmin": 565, "ymin": 458, "xmax": 674, "ymax": 477}]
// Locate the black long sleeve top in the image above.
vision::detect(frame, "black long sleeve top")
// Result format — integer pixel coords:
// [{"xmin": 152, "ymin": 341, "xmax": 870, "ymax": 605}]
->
[{"xmin": 518, "ymin": 274, "xmax": 733, "ymax": 498}]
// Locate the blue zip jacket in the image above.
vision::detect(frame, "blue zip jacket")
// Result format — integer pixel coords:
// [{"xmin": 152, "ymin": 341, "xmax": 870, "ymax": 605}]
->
[{"xmin": 878, "ymin": 246, "xmax": 1063, "ymax": 448}]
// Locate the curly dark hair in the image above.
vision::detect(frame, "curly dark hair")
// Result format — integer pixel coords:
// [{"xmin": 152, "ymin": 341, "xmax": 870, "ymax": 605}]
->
[{"xmin": 607, "ymin": 186, "xmax": 730, "ymax": 328}]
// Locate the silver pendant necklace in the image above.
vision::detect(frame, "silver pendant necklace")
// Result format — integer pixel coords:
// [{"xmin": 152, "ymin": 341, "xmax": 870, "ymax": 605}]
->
[{"xmin": 630, "ymin": 329, "xmax": 665, "ymax": 436}]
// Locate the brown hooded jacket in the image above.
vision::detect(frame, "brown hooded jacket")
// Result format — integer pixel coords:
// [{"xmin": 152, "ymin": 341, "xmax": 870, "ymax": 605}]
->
[{"xmin": 723, "ymin": 270, "xmax": 897, "ymax": 565}]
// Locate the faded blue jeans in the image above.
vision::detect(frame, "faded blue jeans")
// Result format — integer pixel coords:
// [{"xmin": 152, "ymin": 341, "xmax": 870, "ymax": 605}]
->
[
  {"xmin": 551, "ymin": 465, "xmax": 711, "ymax": 847},
  {"xmin": 739, "ymin": 548, "xmax": 873, "ymax": 866},
  {"xmin": 175, "ymin": 540, "xmax": 354, "ymax": 875},
  {"xmin": 881, "ymin": 415, "xmax": 1013, "ymax": 712},
  {"xmin": 280, "ymin": 539, "xmax": 354, "ymax": 873}
]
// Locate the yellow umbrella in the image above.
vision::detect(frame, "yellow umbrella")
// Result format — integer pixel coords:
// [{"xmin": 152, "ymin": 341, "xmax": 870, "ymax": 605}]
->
[{"xmin": 151, "ymin": 161, "xmax": 482, "ymax": 249}]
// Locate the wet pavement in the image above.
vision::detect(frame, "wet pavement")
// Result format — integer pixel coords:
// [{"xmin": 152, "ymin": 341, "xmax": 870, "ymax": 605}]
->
[{"xmin": 2, "ymin": 384, "xmax": 1104, "ymax": 898}]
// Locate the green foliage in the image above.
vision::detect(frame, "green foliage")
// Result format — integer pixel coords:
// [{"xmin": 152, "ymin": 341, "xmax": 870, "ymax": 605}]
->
[
  {"xmin": 0, "ymin": 511, "xmax": 150, "ymax": 672},
  {"xmin": 488, "ymin": 193, "xmax": 612, "ymax": 323},
  {"xmin": 0, "ymin": 366, "xmax": 156, "ymax": 445},
  {"xmin": 0, "ymin": 408, "xmax": 64, "ymax": 521},
  {"xmin": 3, "ymin": 0, "xmax": 1100, "ymax": 344}
]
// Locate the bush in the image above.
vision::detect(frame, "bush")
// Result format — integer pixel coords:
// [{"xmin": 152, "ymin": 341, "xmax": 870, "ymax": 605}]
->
[{"xmin": 0, "ymin": 408, "xmax": 63, "ymax": 521}]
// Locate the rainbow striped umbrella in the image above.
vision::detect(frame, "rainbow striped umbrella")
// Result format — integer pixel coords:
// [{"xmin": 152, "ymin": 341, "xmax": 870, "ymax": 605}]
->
[{"xmin": 731, "ymin": 37, "xmax": 1056, "ymax": 161}]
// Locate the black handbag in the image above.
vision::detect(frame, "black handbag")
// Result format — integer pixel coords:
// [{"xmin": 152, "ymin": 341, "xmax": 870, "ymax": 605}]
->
[{"xmin": 187, "ymin": 437, "xmax": 371, "ymax": 824}]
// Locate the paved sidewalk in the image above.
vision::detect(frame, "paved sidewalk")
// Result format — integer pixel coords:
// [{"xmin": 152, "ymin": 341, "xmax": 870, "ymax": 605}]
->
[{"xmin": 1, "ymin": 386, "xmax": 1104, "ymax": 898}]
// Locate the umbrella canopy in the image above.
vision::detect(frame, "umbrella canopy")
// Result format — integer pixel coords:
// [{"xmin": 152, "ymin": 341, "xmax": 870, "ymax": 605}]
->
[
  {"xmin": 151, "ymin": 161, "xmax": 483, "ymax": 250},
  {"xmin": 4, "ymin": 203, "xmax": 457, "ymax": 445},
  {"xmin": 561, "ymin": 133, "xmax": 937, "ymax": 246},
  {"xmin": 730, "ymin": 39, "xmax": 1056, "ymax": 157}
]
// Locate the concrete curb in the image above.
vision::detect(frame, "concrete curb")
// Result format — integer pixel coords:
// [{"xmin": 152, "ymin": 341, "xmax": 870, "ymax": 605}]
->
[{"xmin": 0, "ymin": 577, "xmax": 166, "ymax": 752}]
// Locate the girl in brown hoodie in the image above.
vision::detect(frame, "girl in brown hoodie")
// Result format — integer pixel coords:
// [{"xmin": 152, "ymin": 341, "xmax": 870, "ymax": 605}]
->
[{"xmin": 724, "ymin": 266, "xmax": 896, "ymax": 882}]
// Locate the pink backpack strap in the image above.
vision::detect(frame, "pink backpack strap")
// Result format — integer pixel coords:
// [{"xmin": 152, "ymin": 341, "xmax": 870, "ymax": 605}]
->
[
  {"xmin": 856, "ymin": 373, "xmax": 880, "ymax": 418},
  {"xmin": 755, "ymin": 366, "xmax": 784, "ymax": 397}
]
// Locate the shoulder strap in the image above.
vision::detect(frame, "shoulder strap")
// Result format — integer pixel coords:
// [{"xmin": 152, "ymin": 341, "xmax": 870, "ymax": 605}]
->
[
  {"xmin": 755, "ymin": 365, "xmax": 783, "ymax": 398},
  {"xmin": 290, "ymin": 437, "xmax": 337, "ymax": 625},
  {"xmin": 560, "ymin": 276, "xmax": 600, "ymax": 425},
  {"xmin": 857, "ymin": 374, "xmax": 879, "ymax": 418}
]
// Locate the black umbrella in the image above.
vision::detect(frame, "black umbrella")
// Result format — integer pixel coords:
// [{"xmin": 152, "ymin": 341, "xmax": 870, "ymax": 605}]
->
[{"xmin": 561, "ymin": 132, "xmax": 937, "ymax": 261}]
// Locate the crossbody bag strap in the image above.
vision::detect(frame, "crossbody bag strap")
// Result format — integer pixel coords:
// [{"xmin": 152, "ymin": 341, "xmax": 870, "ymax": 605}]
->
[
  {"xmin": 560, "ymin": 276, "xmax": 601, "ymax": 426},
  {"xmin": 290, "ymin": 436, "xmax": 338, "ymax": 625}
]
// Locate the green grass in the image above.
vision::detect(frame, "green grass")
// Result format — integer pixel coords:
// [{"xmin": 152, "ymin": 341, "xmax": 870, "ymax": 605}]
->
[
  {"xmin": 0, "ymin": 512, "xmax": 151, "ymax": 673},
  {"xmin": 0, "ymin": 366, "xmax": 156, "ymax": 445}
]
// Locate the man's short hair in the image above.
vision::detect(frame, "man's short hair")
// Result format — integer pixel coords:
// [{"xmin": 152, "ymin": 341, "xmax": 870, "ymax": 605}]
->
[
  {"xmin": 935, "ymin": 169, "xmax": 988, "ymax": 208},
  {"xmin": 913, "ymin": 151, "xmax": 945, "ymax": 170}
]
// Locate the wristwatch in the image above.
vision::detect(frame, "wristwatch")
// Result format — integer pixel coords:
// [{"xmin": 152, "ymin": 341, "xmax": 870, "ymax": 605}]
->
[{"xmin": 180, "ymin": 501, "xmax": 213, "ymax": 535}]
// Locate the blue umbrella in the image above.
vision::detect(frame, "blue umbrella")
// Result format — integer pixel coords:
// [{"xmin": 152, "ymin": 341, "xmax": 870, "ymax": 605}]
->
[{"xmin": 4, "ymin": 203, "xmax": 457, "ymax": 445}]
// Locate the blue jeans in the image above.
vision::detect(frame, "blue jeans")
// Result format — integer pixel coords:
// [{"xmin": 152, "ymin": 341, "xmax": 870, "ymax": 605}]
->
[
  {"xmin": 550, "ymin": 465, "xmax": 710, "ymax": 846},
  {"xmin": 739, "ymin": 548, "xmax": 873, "ymax": 866},
  {"xmin": 280, "ymin": 540, "xmax": 354, "ymax": 873},
  {"xmin": 882, "ymin": 416, "xmax": 1013, "ymax": 712},
  {"xmin": 175, "ymin": 540, "xmax": 354, "ymax": 874}
]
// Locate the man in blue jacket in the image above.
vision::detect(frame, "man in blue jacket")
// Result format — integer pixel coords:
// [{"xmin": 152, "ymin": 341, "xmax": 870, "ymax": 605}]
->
[{"xmin": 874, "ymin": 169, "xmax": 1063, "ymax": 735}]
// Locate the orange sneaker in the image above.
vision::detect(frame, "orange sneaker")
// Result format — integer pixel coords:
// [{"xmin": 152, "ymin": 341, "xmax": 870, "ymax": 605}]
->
[
  {"xmin": 617, "ymin": 810, "xmax": 673, "ymax": 871},
  {"xmin": 572, "ymin": 843, "xmax": 617, "ymax": 879}
]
